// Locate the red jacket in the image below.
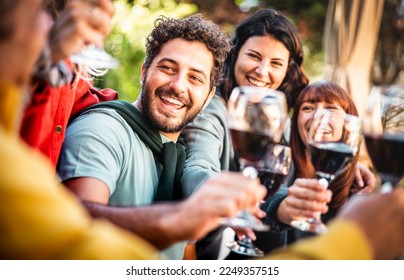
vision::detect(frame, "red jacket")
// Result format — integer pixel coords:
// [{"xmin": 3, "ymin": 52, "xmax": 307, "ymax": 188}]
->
[{"xmin": 21, "ymin": 69, "xmax": 118, "ymax": 169}]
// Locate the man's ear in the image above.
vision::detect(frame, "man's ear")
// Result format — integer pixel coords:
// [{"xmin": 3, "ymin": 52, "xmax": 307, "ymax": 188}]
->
[
  {"xmin": 140, "ymin": 63, "xmax": 146, "ymax": 85},
  {"xmin": 202, "ymin": 86, "xmax": 216, "ymax": 110}
]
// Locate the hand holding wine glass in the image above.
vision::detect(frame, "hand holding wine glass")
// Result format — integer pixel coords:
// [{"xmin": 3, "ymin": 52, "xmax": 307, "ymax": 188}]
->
[
  {"xmin": 225, "ymin": 144, "xmax": 292, "ymax": 257},
  {"xmin": 291, "ymin": 109, "xmax": 362, "ymax": 233},
  {"xmin": 364, "ymin": 85, "xmax": 404, "ymax": 192},
  {"xmin": 281, "ymin": 178, "xmax": 332, "ymax": 223}
]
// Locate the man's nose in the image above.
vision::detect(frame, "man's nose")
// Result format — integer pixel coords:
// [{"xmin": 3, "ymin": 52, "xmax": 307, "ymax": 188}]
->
[{"xmin": 169, "ymin": 74, "xmax": 187, "ymax": 94}]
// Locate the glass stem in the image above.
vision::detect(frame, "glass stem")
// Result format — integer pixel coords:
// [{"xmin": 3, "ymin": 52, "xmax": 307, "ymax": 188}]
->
[{"xmin": 380, "ymin": 181, "xmax": 394, "ymax": 193}]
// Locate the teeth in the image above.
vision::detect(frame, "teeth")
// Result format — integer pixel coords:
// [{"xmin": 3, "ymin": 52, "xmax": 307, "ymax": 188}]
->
[
  {"xmin": 308, "ymin": 127, "xmax": 332, "ymax": 135},
  {"xmin": 161, "ymin": 96, "xmax": 184, "ymax": 107},
  {"xmin": 248, "ymin": 77, "xmax": 268, "ymax": 87},
  {"xmin": 319, "ymin": 128, "xmax": 332, "ymax": 134}
]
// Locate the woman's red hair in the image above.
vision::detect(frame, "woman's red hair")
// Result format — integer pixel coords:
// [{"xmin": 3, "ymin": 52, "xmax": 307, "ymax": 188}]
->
[{"xmin": 290, "ymin": 80, "xmax": 359, "ymax": 209}]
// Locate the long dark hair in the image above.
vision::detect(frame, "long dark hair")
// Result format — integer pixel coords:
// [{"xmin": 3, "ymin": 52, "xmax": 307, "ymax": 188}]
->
[
  {"xmin": 290, "ymin": 80, "xmax": 360, "ymax": 210},
  {"xmin": 220, "ymin": 9, "xmax": 309, "ymax": 109}
]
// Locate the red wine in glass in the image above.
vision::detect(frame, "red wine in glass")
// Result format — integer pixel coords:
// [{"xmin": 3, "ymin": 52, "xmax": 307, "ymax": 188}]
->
[
  {"xmin": 309, "ymin": 141, "xmax": 356, "ymax": 182},
  {"xmin": 230, "ymin": 129, "xmax": 273, "ymax": 163},
  {"xmin": 365, "ymin": 134, "xmax": 404, "ymax": 188},
  {"xmin": 258, "ymin": 170, "xmax": 287, "ymax": 199},
  {"xmin": 257, "ymin": 144, "xmax": 291, "ymax": 199},
  {"xmin": 364, "ymin": 85, "xmax": 404, "ymax": 191}
]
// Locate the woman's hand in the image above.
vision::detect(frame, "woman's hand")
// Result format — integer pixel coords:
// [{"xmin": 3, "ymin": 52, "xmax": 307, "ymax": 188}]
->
[
  {"xmin": 351, "ymin": 162, "xmax": 376, "ymax": 194},
  {"xmin": 276, "ymin": 178, "xmax": 332, "ymax": 225}
]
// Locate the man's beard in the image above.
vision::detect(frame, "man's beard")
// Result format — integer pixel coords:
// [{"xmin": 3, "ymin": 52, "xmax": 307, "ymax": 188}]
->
[{"xmin": 140, "ymin": 79, "xmax": 207, "ymax": 133}]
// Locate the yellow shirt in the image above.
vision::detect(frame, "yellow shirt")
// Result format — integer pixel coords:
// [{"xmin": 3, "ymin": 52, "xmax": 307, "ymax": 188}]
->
[
  {"xmin": 0, "ymin": 80, "xmax": 158, "ymax": 259},
  {"xmin": 264, "ymin": 220, "xmax": 373, "ymax": 260}
]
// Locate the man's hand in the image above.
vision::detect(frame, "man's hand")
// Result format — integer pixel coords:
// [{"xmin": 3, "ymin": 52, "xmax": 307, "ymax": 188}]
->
[
  {"xmin": 338, "ymin": 189, "xmax": 404, "ymax": 259},
  {"xmin": 165, "ymin": 172, "xmax": 267, "ymax": 242}
]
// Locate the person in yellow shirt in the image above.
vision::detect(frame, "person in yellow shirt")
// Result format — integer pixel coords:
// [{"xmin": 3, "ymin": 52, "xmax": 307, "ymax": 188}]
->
[
  {"xmin": 0, "ymin": 0, "xmax": 156, "ymax": 259},
  {"xmin": 1, "ymin": 0, "xmax": 404, "ymax": 260}
]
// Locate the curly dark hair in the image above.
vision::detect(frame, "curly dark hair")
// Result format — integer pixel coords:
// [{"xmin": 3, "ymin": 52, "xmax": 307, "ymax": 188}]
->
[
  {"xmin": 144, "ymin": 14, "xmax": 231, "ymax": 90},
  {"xmin": 220, "ymin": 9, "xmax": 309, "ymax": 110}
]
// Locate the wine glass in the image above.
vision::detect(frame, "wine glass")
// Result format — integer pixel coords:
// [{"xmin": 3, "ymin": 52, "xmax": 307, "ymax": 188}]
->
[
  {"xmin": 291, "ymin": 109, "xmax": 362, "ymax": 233},
  {"xmin": 363, "ymin": 85, "xmax": 404, "ymax": 192},
  {"xmin": 225, "ymin": 144, "xmax": 292, "ymax": 257},
  {"xmin": 70, "ymin": 45, "xmax": 119, "ymax": 76},
  {"xmin": 257, "ymin": 144, "xmax": 292, "ymax": 199},
  {"xmin": 221, "ymin": 86, "xmax": 288, "ymax": 257},
  {"xmin": 70, "ymin": 0, "xmax": 119, "ymax": 76}
]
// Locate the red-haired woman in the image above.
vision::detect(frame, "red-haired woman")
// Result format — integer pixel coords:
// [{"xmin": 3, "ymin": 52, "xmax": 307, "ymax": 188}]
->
[{"xmin": 264, "ymin": 80, "xmax": 369, "ymax": 245}]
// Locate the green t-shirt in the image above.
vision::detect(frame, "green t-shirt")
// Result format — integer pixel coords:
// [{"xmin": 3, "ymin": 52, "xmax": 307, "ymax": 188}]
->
[{"xmin": 58, "ymin": 107, "xmax": 186, "ymax": 259}]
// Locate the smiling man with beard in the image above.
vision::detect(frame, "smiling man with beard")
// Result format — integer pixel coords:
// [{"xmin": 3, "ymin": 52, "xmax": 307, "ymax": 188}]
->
[
  {"xmin": 57, "ymin": 14, "xmax": 269, "ymax": 260},
  {"xmin": 138, "ymin": 38, "xmax": 213, "ymax": 135}
]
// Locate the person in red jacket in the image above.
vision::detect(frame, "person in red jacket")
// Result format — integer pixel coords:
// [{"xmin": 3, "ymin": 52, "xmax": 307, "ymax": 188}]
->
[{"xmin": 20, "ymin": 0, "xmax": 117, "ymax": 168}]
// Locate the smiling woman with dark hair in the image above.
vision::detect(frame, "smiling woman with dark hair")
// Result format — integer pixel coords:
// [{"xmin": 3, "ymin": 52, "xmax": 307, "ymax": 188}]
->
[{"xmin": 220, "ymin": 9, "xmax": 309, "ymax": 109}]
